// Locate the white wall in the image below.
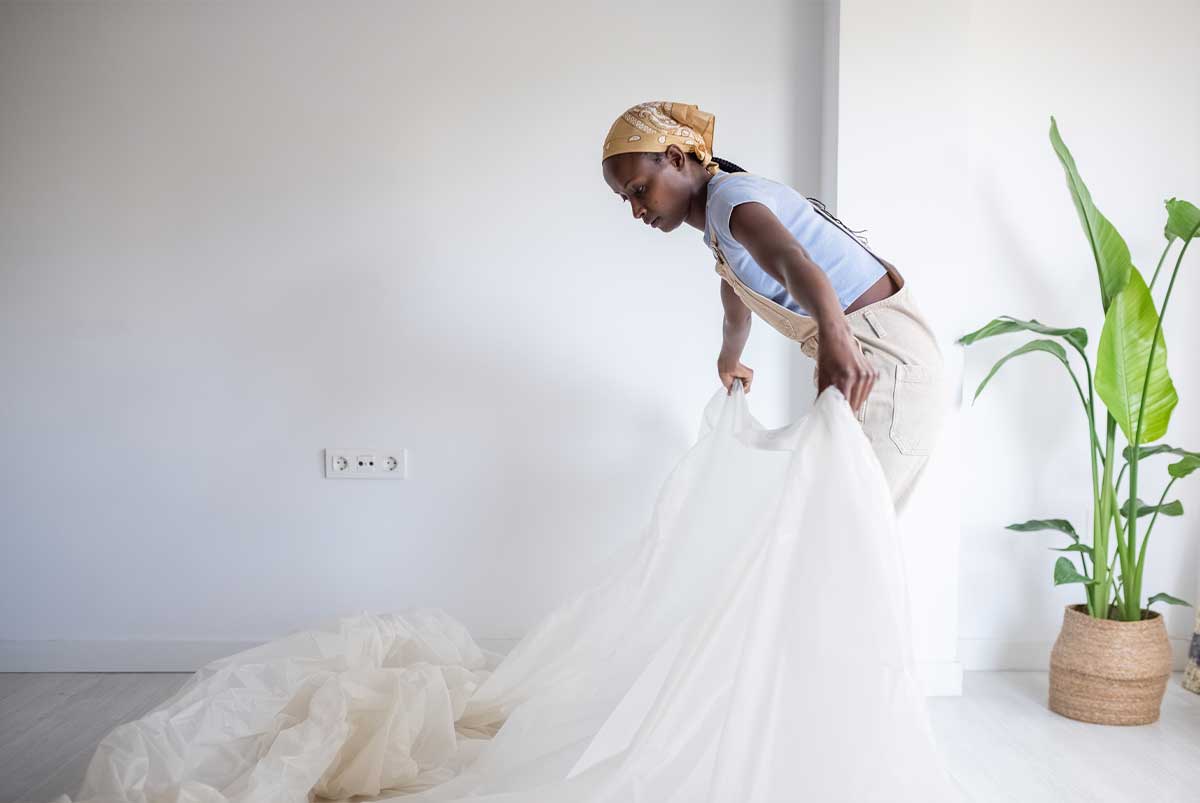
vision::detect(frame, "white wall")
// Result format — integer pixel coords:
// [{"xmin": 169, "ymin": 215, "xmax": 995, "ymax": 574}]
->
[
  {"xmin": 11, "ymin": 0, "xmax": 1183, "ymax": 685},
  {"xmin": 835, "ymin": 0, "xmax": 970, "ymax": 693},
  {"xmin": 0, "ymin": 1, "xmax": 832, "ymax": 661},
  {"xmin": 838, "ymin": 0, "xmax": 1200, "ymax": 671}
]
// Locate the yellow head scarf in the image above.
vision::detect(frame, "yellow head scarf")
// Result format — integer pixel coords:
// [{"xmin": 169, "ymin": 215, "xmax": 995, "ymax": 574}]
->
[{"xmin": 601, "ymin": 101, "xmax": 719, "ymax": 176}]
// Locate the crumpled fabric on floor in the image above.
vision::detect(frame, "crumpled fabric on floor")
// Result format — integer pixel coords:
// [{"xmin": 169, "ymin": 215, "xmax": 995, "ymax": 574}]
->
[{"xmin": 54, "ymin": 382, "xmax": 967, "ymax": 803}]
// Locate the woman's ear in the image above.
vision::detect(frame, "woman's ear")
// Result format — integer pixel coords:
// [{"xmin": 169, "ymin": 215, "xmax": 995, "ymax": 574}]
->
[{"xmin": 663, "ymin": 145, "xmax": 687, "ymax": 171}]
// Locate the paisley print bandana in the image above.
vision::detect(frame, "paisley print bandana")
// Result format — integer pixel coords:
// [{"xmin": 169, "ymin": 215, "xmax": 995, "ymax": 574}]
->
[{"xmin": 602, "ymin": 101, "xmax": 719, "ymax": 176}]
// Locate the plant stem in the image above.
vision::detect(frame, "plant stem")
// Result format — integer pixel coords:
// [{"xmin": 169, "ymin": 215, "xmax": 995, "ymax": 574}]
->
[
  {"xmin": 1134, "ymin": 476, "xmax": 1177, "ymax": 592},
  {"xmin": 1077, "ymin": 352, "xmax": 1105, "ymax": 466},
  {"xmin": 1101, "ymin": 532, "xmax": 1124, "ymax": 613},
  {"xmin": 1126, "ymin": 472, "xmax": 1140, "ymax": 618},
  {"xmin": 1092, "ymin": 416, "xmax": 1118, "ymax": 618},
  {"xmin": 1148, "ymin": 240, "xmax": 1172, "ymax": 292},
  {"xmin": 1109, "ymin": 510, "xmax": 1127, "ymax": 614},
  {"xmin": 1126, "ymin": 221, "xmax": 1196, "ymax": 616},
  {"xmin": 1110, "ymin": 455, "xmax": 1131, "ymax": 617},
  {"xmin": 1081, "ymin": 353, "xmax": 1101, "ymax": 618}
]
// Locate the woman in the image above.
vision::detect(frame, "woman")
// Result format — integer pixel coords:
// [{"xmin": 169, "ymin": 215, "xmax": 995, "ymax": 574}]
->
[{"xmin": 601, "ymin": 100, "xmax": 946, "ymax": 514}]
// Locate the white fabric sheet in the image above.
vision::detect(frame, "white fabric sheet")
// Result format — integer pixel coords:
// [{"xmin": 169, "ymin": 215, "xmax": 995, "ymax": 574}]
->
[{"xmin": 55, "ymin": 382, "xmax": 967, "ymax": 803}]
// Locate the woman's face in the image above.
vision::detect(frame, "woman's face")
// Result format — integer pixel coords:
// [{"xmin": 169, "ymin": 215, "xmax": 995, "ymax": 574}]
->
[{"xmin": 602, "ymin": 148, "xmax": 693, "ymax": 233}]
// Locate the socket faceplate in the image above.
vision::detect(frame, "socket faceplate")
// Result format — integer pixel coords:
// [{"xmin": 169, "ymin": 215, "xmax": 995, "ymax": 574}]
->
[{"xmin": 324, "ymin": 448, "xmax": 408, "ymax": 480}]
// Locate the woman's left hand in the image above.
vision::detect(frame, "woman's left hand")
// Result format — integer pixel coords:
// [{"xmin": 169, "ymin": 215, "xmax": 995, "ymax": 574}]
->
[{"xmin": 815, "ymin": 320, "xmax": 877, "ymax": 414}]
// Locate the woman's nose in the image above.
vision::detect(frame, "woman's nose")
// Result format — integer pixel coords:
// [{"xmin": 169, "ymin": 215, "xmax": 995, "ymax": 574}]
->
[{"xmin": 630, "ymin": 204, "xmax": 646, "ymax": 221}]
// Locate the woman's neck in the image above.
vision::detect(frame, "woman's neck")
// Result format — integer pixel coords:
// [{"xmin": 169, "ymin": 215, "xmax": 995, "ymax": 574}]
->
[{"xmin": 686, "ymin": 170, "xmax": 722, "ymax": 232}]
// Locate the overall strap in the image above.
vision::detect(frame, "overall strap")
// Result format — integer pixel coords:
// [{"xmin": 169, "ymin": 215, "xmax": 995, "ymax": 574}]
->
[
  {"xmin": 709, "ymin": 171, "xmax": 903, "ymax": 288},
  {"xmin": 711, "ymin": 170, "xmax": 887, "ymax": 268},
  {"xmin": 805, "ymin": 196, "xmax": 889, "ymax": 272}
]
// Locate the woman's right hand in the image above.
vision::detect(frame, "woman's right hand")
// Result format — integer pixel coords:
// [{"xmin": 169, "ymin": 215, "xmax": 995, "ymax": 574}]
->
[
  {"xmin": 815, "ymin": 320, "xmax": 876, "ymax": 413},
  {"xmin": 717, "ymin": 355, "xmax": 754, "ymax": 395}
]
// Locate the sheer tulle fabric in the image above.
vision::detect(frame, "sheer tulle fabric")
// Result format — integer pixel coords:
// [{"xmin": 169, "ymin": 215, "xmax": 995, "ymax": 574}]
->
[{"xmin": 56, "ymin": 383, "xmax": 966, "ymax": 803}]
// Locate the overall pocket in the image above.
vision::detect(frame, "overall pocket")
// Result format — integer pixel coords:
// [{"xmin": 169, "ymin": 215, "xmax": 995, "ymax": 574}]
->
[{"xmin": 889, "ymin": 363, "xmax": 941, "ymax": 456}]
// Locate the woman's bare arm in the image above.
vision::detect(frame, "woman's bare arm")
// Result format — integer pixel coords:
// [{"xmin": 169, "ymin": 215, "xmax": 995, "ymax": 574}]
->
[
  {"xmin": 716, "ymin": 279, "xmax": 754, "ymax": 394},
  {"xmin": 725, "ymin": 202, "xmax": 877, "ymax": 411},
  {"xmin": 727, "ymin": 202, "xmax": 844, "ymax": 325},
  {"xmin": 719, "ymin": 279, "xmax": 751, "ymax": 362}
]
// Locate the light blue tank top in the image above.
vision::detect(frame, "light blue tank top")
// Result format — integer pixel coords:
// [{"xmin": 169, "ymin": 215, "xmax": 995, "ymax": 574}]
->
[{"xmin": 702, "ymin": 169, "xmax": 886, "ymax": 317}]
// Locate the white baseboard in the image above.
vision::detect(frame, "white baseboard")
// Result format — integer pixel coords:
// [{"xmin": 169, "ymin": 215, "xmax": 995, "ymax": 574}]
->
[
  {"xmin": 0, "ymin": 637, "xmax": 967, "ymax": 697},
  {"xmin": 17, "ymin": 636, "xmax": 1189, "ymax": 692},
  {"xmin": 0, "ymin": 637, "xmax": 526, "ymax": 673},
  {"xmin": 0, "ymin": 639, "xmax": 262, "ymax": 672},
  {"xmin": 958, "ymin": 637, "xmax": 1193, "ymax": 671}
]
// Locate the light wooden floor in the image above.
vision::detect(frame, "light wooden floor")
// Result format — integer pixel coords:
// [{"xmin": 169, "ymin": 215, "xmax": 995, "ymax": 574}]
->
[{"xmin": 2, "ymin": 671, "xmax": 1197, "ymax": 802}]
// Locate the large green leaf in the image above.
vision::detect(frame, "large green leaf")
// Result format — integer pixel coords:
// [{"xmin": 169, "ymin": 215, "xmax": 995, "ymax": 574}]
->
[
  {"xmin": 1117, "ymin": 497, "xmax": 1183, "ymax": 519},
  {"xmin": 1164, "ymin": 198, "xmax": 1200, "ymax": 244},
  {"xmin": 1147, "ymin": 592, "xmax": 1192, "ymax": 608},
  {"xmin": 1049, "ymin": 543, "xmax": 1094, "ymax": 558},
  {"xmin": 1121, "ymin": 444, "xmax": 1200, "ymax": 479},
  {"xmin": 1122, "ymin": 443, "xmax": 1197, "ymax": 461},
  {"xmin": 1053, "ymin": 556, "xmax": 1095, "ymax": 586},
  {"xmin": 1169, "ymin": 454, "xmax": 1200, "ymax": 479},
  {"xmin": 957, "ymin": 315, "xmax": 1087, "ymax": 352},
  {"xmin": 973, "ymin": 339, "xmax": 1071, "ymax": 403},
  {"xmin": 1007, "ymin": 518, "xmax": 1079, "ymax": 543},
  {"xmin": 1095, "ymin": 268, "xmax": 1178, "ymax": 443},
  {"xmin": 1049, "ymin": 117, "xmax": 1133, "ymax": 311}
]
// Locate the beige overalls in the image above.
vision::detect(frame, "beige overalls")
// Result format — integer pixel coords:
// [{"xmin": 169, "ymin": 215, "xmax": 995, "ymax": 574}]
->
[{"xmin": 707, "ymin": 193, "xmax": 946, "ymax": 515}]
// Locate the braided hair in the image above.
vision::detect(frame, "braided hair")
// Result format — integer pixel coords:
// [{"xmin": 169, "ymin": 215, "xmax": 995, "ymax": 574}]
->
[
  {"xmin": 711, "ymin": 156, "xmax": 748, "ymax": 173},
  {"xmin": 707, "ymin": 154, "xmax": 871, "ymax": 249}
]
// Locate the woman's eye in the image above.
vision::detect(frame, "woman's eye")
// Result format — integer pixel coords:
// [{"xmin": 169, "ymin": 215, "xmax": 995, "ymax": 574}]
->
[{"xmin": 636, "ymin": 186, "xmax": 646, "ymax": 195}]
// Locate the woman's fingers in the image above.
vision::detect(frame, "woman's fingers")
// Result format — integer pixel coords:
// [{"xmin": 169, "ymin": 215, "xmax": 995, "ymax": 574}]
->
[
  {"xmin": 834, "ymin": 362, "xmax": 876, "ymax": 413},
  {"xmin": 854, "ymin": 370, "xmax": 868, "ymax": 411},
  {"xmin": 843, "ymin": 375, "xmax": 861, "ymax": 412},
  {"xmin": 816, "ymin": 324, "xmax": 877, "ymax": 412},
  {"xmin": 718, "ymin": 361, "xmax": 753, "ymax": 395},
  {"xmin": 854, "ymin": 364, "xmax": 878, "ymax": 412}
]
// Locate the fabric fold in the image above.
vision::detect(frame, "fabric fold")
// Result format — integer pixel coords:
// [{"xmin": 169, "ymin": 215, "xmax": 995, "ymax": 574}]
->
[{"xmin": 56, "ymin": 383, "xmax": 965, "ymax": 803}]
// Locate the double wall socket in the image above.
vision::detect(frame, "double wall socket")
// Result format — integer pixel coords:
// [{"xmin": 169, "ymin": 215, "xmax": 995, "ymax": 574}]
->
[{"xmin": 324, "ymin": 448, "xmax": 408, "ymax": 480}]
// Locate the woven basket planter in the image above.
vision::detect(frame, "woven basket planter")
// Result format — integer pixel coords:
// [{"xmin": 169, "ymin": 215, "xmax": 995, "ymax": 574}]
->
[{"xmin": 1048, "ymin": 603, "xmax": 1173, "ymax": 725}]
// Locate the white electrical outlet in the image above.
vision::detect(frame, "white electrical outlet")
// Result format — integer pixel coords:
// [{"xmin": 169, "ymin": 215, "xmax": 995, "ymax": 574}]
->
[{"xmin": 324, "ymin": 448, "xmax": 408, "ymax": 480}]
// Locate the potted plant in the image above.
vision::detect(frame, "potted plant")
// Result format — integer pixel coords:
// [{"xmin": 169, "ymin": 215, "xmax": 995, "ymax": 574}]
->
[{"xmin": 957, "ymin": 116, "xmax": 1200, "ymax": 725}]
